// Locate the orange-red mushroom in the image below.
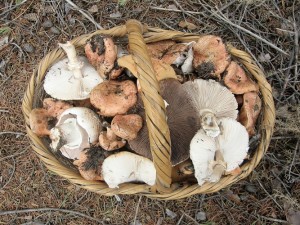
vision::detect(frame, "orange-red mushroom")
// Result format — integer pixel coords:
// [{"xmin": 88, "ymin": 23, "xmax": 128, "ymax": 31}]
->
[
  {"xmin": 29, "ymin": 108, "xmax": 51, "ymax": 137},
  {"xmin": 43, "ymin": 98, "xmax": 72, "ymax": 117},
  {"xmin": 99, "ymin": 127, "xmax": 126, "ymax": 151},
  {"xmin": 238, "ymin": 91, "xmax": 262, "ymax": 136},
  {"xmin": 111, "ymin": 114, "xmax": 143, "ymax": 140},
  {"xmin": 193, "ymin": 35, "xmax": 230, "ymax": 80},
  {"xmin": 90, "ymin": 80, "xmax": 137, "ymax": 117},
  {"xmin": 224, "ymin": 61, "xmax": 259, "ymax": 94},
  {"xmin": 161, "ymin": 43, "xmax": 189, "ymax": 66},
  {"xmin": 146, "ymin": 40, "xmax": 176, "ymax": 59}
]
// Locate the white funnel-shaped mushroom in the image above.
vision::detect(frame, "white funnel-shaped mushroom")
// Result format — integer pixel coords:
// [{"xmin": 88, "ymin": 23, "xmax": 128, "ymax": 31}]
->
[
  {"xmin": 183, "ymin": 79, "xmax": 238, "ymax": 137},
  {"xmin": 44, "ymin": 41, "xmax": 103, "ymax": 100},
  {"xmin": 50, "ymin": 107, "xmax": 101, "ymax": 159},
  {"xmin": 217, "ymin": 117, "xmax": 249, "ymax": 172},
  {"xmin": 190, "ymin": 129, "xmax": 216, "ymax": 186},
  {"xmin": 102, "ymin": 151, "xmax": 156, "ymax": 188}
]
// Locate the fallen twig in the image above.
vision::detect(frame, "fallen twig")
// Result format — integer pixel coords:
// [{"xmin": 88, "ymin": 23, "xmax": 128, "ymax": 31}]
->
[
  {"xmin": 0, "ymin": 208, "xmax": 106, "ymax": 224},
  {"xmin": 133, "ymin": 195, "xmax": 142, "ymax": 225}
]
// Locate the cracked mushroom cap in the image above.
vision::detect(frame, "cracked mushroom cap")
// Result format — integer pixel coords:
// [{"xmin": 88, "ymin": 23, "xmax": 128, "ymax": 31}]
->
[
  {"xmin": 190, "ymin": 129, "xmax": 216, "ymax": 186},
  {"xmin": 129, "ymin": 79, "xmax": 200, "ymax": 166},
  {"xmin": 238, "ymin": 91, "xmax": 262, "ymax": 136},
  {"xmin": 29, "ymin": 108, "xmax": 52, "ymax": 137},
  {"xmin": 217, "ymin": 117, "xmax": 249, "ymax": 172},
  {"xmin": 223, "ymin": 61, "xmax": 259, "ymax": 94},
  {"xmin": 183, "ymin": 79, "xmax": 238, "ymax": 137},
  {"xmin": 102, "ymin": 151, "xmax": 156, "ymax": 188},
  {"xmin": 43, "ymin": 98, "xmax": 73, "ymax": 118},
  {"xmin": 161, "ymin": 43, "xmax": 189, "ymax": 67},
  {"xmin": 193, "ymin": 35, "xmax": 230, "ymax": 79},
  {"xmin": 90, "ymin": 80, "xmax": 137, "ymax": 117},
  {"xmin": 146, "ymin": 40, "xmax": 176, "ymax": 59},
  {"xmin": 111, "ymin": 114, "xmax": 143, "ymax": 140},
  {"xmin": 50, "ymin": 107, "xmax": 101, "ymax": 159}
]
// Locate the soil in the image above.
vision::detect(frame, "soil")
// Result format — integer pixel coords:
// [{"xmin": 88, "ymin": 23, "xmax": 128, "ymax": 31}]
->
[{"xmin": 0, "ymin": 0, "xmax": 299, "ymax": 224}]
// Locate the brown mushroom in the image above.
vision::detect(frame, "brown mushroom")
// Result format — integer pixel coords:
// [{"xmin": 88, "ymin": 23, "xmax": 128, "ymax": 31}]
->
[
  {"xmin": 29, "ymin": 108, "xmax": 52, "ymax": 136},
  {"xmin": 146, "ymin": 40, "xmax": 176, "ymax": 59},
  {"xmin": 85, "ymin": 35, "xmax": 105, "ymax": 68},
  {"xmin": 43, "ymin": 98, "xmax": 72, "ymax": 117},
  {"xmin": 73, "ymin": 147, "xmax": 107, "ymax": 181},
  {"xmin": 161, "ymin": 43, "xmax": 189, "ymax": 66},
  {"xmin": 99, "ymin": 127, "xmax": 126, "ymax": 151},
  {"xmin": 193, "ymin": 35, "xmax": 230, "ymax": 80},
  {"xmin": 238, "ymin": 91, "xmax": 262, "ymax": 136},
  {"xmin": 90, "ymin": 80, "xmax": 137, "ymax": 117},
  {"xmin": 171, "ymin": 159, "xmax": 196, "ymax": 182},
  {"xmin": 111, "ymin": 114, "xmax": 143, "ymax": 140},
  {"xmin": 223, "ymin": 61, "xmax": 259, "ymax": 94}
]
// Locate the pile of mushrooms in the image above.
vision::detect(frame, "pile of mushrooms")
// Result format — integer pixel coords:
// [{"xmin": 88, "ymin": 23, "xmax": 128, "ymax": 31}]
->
[{"xmin": 29, "ymin": 34, "xmax": 262, "ymax": 188}]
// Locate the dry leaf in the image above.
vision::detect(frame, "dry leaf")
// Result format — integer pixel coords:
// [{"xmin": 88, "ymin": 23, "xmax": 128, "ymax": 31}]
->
[
  {"xmin": 178, "ymin": 21, "xmax": 197, "ymax": 30},
  {"xmin": 109, "ymin": 12, "xmax": 122, "ymax": 18}
]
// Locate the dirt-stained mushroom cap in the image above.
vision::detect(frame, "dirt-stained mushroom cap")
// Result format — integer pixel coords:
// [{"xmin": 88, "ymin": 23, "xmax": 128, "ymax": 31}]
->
[
  {"xmin": 43, "ymin": 98, "xmax": 72, "ymax": 118},
  {"xmin": 90, "ymin": 80, "xmax": 137, "ymax": 117},
  {"xmin": 29, "ymin": 108, "xmax": 52, "ymax": 137},
  {"xmin": 223, "ymin": 61, "xmax": 259, "ymax": 94}
]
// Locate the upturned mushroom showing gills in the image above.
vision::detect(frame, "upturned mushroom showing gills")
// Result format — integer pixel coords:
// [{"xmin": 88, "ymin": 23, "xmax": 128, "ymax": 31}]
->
[
  {"xmin": 85, "ymin": 35, "xmax": 117, "ymax": 79},
  {"xmin": 223, "ymin": 61, "xmax": 259, "ymax": 94},
  {"xmin": 102, "ymin": 151, "xmax": 156, "ymax": 188},
  {"xmin": 183, "ymin": 79, "xmax": 238, "ymax": 138},
  {"xmin": 190, "ymin": 129, "xmax": 216, "ymax": 186},
  {"xmin": 129, "ymin": 79, "xmax": 200, "ymax": 166},
  {"xmin": 43, "ymin": 41, "xmax": 103, "ymax": 100},
  {"xmin": 238, "ymin": 91, "xmax": 262, "ymax": 136},
  {"xmin": 50, "ymin": 107, "xmax": 101, "ymax": 159},
  {"xmin": 193, "ymin": 35, "xmax": 230, "ymax": 80},
  {"xmin": 90, "ymin": 80, "xmax": 137, "ymax": 117}
]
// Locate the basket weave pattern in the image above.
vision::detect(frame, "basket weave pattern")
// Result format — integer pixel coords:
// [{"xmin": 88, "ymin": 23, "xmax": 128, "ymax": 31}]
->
[{"xmin": 22, "ymin": 20, "xmax": 275, "ymax": 200}]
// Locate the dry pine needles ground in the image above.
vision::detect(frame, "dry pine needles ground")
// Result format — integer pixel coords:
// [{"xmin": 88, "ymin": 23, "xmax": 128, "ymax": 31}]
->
[{"xmin": 0, "ymin": 0, "xmax": 299, "ymax": 224}]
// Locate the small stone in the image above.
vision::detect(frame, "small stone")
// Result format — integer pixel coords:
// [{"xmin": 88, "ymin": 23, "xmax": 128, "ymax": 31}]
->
[
  {"xmin": 88, "ymin": 5, "xmax": 98, "ymax": 13},
  {"xmin": 166, "ymin": 208, "xmax": 177, "ymax": 219},
  {"xmin": 23, "ymin": 43, "xmax": 35, "ymax": 53},
  {"xmin": 109, "ymin": 12, "xmax": 122, "ymax": 18},
  {"xmin": 50, "ymin": 27, "xmax": 60, "ymax": 34},
  {"xmin": 196, "ymin": 211, "xmax": 206, "ymax": 221},
  {"xmin": 245, "ymin": 184, "xmax": 257, "ymax": 193},
  {"xmin": 42, "ymin": 20, "xmax": 53, "ymax": 28}
]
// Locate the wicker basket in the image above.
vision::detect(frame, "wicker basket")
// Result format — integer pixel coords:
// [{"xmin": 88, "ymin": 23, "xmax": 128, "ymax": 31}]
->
[{"xmin": 22, "ymin": 20, "xmax": 275, "ymax": 200}]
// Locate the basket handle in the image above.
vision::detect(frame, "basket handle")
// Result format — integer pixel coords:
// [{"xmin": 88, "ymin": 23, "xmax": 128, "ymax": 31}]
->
[{"xmin": 125, "ymin": 20, "xmax": 172, "ymax": 193}]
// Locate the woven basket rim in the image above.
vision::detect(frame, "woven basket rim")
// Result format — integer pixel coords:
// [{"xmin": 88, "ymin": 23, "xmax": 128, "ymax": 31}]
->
[{"xmin": 22, "ymin": 20, "xmax": 275, "ymax": 200}]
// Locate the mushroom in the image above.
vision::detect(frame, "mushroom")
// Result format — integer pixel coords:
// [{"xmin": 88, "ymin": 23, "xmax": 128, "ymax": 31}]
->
[
  {"xmin": 146, "ymin": 40, "xmax": 176, "ymax": 59},
  {"xmin": 217, "ymin": 117, "xmax": 249, "ymax": 172},
  {"xmin": 73, "ymin": 147, "xmax": 107, "ymax": 181},
  {"xmin": 181, "ymin": 43, "xmax": 195, "ymax": 74},
  {"xmin": 99, "ymin": 127, "xmax": 126, "ymax": 151},
  {"xmin": 223, "ymin": 61, "xmax": 259, "ymax": 94},
  {"xmin": 171, "ymin": 160, "xmax": 196, "ymax": 182},
  {"xmin": 238, "ymin": 91, "xmax": 262, "ymax": 136},
  {"xmin": 44, "ymin": 41, "xmax": 103, "ymax": 100},
  {"xmin": 193, "ymin": 35, "xmax": 230, "ymax": 80},
  {"xmin": 85, "ymin": 35, "xmax": 117, "ymax": 79},
  {"xmin": 190, "ymin": 129, "xmax": 216, "ymax": 186},
  {"xmin": 90, "ymin": 80, "xmax": 137, "ymax": 117},
  {"xmin": 111, "ymin": 114, "xmax": 143, "ymax": 140},
  {"xmin": 43, "ymin": 98, "xmax": 73, "ymax": 117},
  {"xmin": 182, "ymin": 79, "xmax": 238, "ymax": 137},
  {"xmin": 129, "ymin": 79, "xmax": 200, "ymax": 165},
  {"xmin": 29, "ymin": 108, "xmax": 52, "ymax": 137},
  {"xmin": 50, "ymin": 107, "xmax": 101, "ymax": 159},
  {"xmin": 102, "ymin": 151, "xmax": 156, "ymax": 188},
  {"xmin": 161, "ymin": 43, "xmax": 189, "ymax": 67}
]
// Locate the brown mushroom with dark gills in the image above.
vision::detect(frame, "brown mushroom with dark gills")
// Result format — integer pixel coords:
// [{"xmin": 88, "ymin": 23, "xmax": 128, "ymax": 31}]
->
[{"xmin": 90, "ymin": 80, "xmax": 137, "ymax": 117}]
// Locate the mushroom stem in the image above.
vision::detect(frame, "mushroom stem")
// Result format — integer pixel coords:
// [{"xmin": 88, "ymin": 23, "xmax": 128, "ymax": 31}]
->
[
  {"xmin": 208, "ymin": 149, "xmax": 226, "ymax": 182},
  {"xmin": 200, "ymin": 109, "xmax": 220, "ymax": 138}
]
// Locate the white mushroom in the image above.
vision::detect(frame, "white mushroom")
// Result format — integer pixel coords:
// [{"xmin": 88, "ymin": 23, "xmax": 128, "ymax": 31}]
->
[
  {"xmin": 183, "ymin": 79, "xmax": 238, "ymax": 137},
  {"xmin": 102, "ymin": 151, "xmax": 156, "ymax": 188},
  {"xmin": 44, "ymin": 41, "xmax": 103, "ymax": 100},
  {"xmin": 190, "ymin": 129, "xmax": 216, "ymax": 186},
  {"xmin": 50, "ymin": 107, "xmax": 101, "ymax": 159},
  {"xmin": 217, "ymin": 117, "xmax": 249, "ymax": 172}
]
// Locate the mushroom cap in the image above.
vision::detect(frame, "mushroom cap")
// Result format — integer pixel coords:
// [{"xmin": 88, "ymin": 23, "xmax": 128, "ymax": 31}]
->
[
  {"xmin": 190, "ymin": 129, "xmax": 216, "ymax": 186},
  {"xmin": 43, "ymin": 56, "xmax": 103, "ymax": 100},
  {"xmin": 193, "ymin": 35, "xmax": 230, "ymax": 79},
  {"xmin": 238, "ymin": 91, "xmax": 262, "ymax": 136},
  {"xmin": 129, "ymin": 79, "xmax": 200, "ymax": 166},
  {"xmin": 111, "ymin": 114, "xmax": 143, "ymax": 140},
  {"xmin": 43, "ymin": 98, "xmax": 73, "ymax": 118},
  {"xmin": 90, "ymin": 80, "xmax": 137, "ymax": 117},
  {"xmin": 97, "ymin": 37, "xmax": 117, "ymax": 78},
  {"xmin": 146, "ymin": 40, "xmax": 176, "ymax": 59},
  {"xmin": 99, "ymin": 128, "xmax": 126, "ymax": 151},
  {"xmin": 217, "ymin": 118, "xmax": 249, "ymax": 172},
  {"xmin": 84, "ymin": 35, "xmax": 105, "ymax": 67},
  {"xmin": 223, "ymin": 61, "xmax": 259, "ymax": 94},
  {"xmin": 102, "ymin": 151, "xmax": 156, "ymax": 188},
  {"xmin": 29, "ymin": 108, "xmax": 51, "ymax": 137},
  {"xmin": 161, "ymin": 43, "xmax": 189, "ymax": 66},
  {"xmin": 183, "ymin": 79, "xmax": 238, "ymax": 119}
]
